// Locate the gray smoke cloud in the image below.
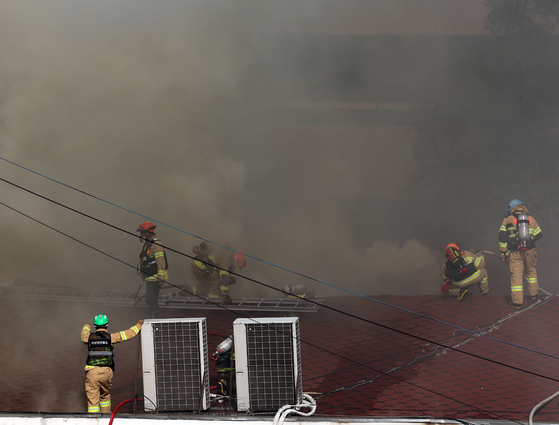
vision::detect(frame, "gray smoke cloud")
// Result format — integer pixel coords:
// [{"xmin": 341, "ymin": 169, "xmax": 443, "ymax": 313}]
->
[{"xmin": 0, "ymin": 0, "xmax": 440, "ymax": 299}]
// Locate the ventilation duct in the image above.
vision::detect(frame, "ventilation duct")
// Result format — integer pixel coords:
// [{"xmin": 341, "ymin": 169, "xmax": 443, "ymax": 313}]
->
[
  {"xmin": 141, "ymin": 318, "xmax": 209, "ymax": 412},
  {"xmin": 233, "ymin": 317, "xmax": 302, "ymax": 412}
]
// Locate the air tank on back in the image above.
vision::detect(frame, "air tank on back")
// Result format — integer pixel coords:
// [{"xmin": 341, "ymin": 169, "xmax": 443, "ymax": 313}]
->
[{"xmin": 517, "ymin": 212, "xmax": 530, "ymax": 244}]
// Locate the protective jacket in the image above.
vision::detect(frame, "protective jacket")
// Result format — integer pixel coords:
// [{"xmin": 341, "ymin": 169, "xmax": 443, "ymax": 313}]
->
[
  {"xmin": 81, "ymin": 322, "xmax": 143, "ymax": 371},
  {"xmin": 86, "ymin": 330, "xmax": 114, "ymax": 369},
  {"xmin": 441, "ymin": 250, "xmax": 485, "ymax": 286},
  {"xmin": 191, "ymin": 247, "xmax": 233, "ymax": 298},
  {"xmin": 499, "ymin": 205, "xmax": 542, "ymax": 254},
  {"xmin": 139, "ymin": 237, "xmax": 169, "ymax": 282}
]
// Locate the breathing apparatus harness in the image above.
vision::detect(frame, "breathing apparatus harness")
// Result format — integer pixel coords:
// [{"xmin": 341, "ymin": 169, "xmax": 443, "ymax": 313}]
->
[
  {"xmin": 86, "ymin": 329, "xmax": 115, "ymax": 370},
  {"xmin": 506, "ymin": 212, "xmax": 533, "ymax": 251},
  {"xmin": 193, "ymin": 243, "xmax": 218, "ymax": 279},
  {"xmin": 138, "ymin": 237, "xmax": 169, "ymax": 277}
]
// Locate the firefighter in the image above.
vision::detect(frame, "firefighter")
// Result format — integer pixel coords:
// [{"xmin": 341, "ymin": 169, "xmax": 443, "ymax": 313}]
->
[
  {"xmin": 190, "ymin": 242, "xmax": 246, "ymax": 304},
  {"xmin": 211, "ymin": 336, "xmax": 235, "ymax": 396},
  {"xmin": 137, "ymin": 222, "xmax": 169, "ymax": 318},
  {"xmin": 441, "ymin": 243, "xmax": 489, "ymax": 301},
  {"xmin": 80, "ymin": 315, "xmax": 144, "ymax": 414},
  {"xmin": 499, "ymin": 199, "xmax": 543, "ymax": 309}
]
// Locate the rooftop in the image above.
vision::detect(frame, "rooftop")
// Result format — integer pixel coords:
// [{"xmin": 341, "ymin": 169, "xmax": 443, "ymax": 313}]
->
[{"xmin": 2, "ymin": 288, "xmax": 559, "ymax": 423}]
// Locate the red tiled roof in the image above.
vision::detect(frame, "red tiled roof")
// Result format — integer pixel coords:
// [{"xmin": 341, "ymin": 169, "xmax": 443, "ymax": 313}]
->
[{"xmin": 2, "ymin": 293, "xmax": 559, "ymax": 422}]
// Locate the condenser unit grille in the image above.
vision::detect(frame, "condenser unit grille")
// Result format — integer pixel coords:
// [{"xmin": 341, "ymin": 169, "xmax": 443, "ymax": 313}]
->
[
  {"xmin": 142, "ymin": 318, "xmax": 209, "ymax": 412},
  {"xmin": 234, "ymin": 317, "xmax": 302, "ymax": 412}
]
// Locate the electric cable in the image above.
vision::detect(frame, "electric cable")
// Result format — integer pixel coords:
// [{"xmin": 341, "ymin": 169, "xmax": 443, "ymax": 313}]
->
[
  {"xmin": 1, "ymin": 156, "xmax": 554, "ymax": 356},
  {"xmin": 0, "ymin": 199, "xmax": 555, "ymax": 424},
  {"xmin": 0, "ymin": 156, "xmax": 559, "ymax": 352},
  {"xmin": 1, "ymin": 183, "xmax": 559, "ymax": 385},
  {"xmin": 0, "ymin": 171, "xmax": 557, "ymax": 365}
]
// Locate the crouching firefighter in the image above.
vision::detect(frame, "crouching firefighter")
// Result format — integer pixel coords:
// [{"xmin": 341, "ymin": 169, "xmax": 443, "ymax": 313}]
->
[
  {"xmin": 80, "ymin": 315, "xmax": 144, "ymax": 414},
  {"xmin": 190, "ymin": 242, "xmax": 246, "ymax": 304},
  {"xmin": 441, "ymin": 243, "xmax": 489, "ymax": 301},
  {"xmin": 211, "ymin": 335, "xmax": 235, "ymax": 396}
]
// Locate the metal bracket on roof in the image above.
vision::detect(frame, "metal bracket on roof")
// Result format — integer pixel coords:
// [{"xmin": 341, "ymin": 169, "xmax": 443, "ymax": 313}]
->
[{"xmin": 0, "ymin": 286, "xmax": 322, "ymax": 313}]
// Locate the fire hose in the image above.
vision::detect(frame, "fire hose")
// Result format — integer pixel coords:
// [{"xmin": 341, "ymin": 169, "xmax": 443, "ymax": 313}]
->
[{"xmin": 108, "ymin": 398, "xmax": 136, "ymax": 425}]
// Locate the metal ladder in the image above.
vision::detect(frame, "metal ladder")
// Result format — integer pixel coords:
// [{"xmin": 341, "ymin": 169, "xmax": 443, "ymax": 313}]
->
[{"xmin": 0, "ymin": 285, "xmax": 322, "ymax": 312}]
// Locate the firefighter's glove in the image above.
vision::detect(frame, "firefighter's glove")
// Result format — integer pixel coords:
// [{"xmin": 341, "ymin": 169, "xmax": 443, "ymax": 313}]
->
[
  {"xmin": 137, "ymin": 319, "xmax": 144, "ymax": 327},
  {"xmin": 501, "ymin": 251, "xmax": 510, "ymax": 262},
  {"xmin": 441, "ymin": 280, "xmax": 451, "ymax": 295}
]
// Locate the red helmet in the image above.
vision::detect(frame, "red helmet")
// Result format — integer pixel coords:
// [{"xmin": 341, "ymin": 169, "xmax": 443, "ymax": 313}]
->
[
  {"xmin": 233, "ymin": 252, "xmax": 247, "ymax": 268},
  {"xmin": 444, "ymin": 243, "xmax": 462, "ymax": 261},
  {"xmin": 441, "ymin": 280, "xmax": 451, "ymax": 295},
  {"xmin": 137, "ymin": 222, "xmax": 156, "ymax": 234}
]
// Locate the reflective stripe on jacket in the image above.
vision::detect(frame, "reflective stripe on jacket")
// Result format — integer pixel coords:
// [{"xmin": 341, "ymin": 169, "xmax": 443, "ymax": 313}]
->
[{"xmin": 441, "ymin": 250, "xmax": 484, "ymax": 286}]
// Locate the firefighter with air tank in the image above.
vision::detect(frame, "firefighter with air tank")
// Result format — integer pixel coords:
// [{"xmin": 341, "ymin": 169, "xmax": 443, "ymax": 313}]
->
[
  {"xmin": 211, "ymin": 335, "xmax": 235, "ymax": 396},
  {"xmin": 499, "ymin": 199, "xmax": 543, "ymax": 309}
]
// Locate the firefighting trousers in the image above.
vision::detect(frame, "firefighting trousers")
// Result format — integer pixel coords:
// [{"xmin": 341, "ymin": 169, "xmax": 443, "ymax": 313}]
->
[
  {"xmin": 448, "ymin": 268, "xmax": 489, "ymax": 297},
  {"xmin": 192, "ymin": 275, "xmax": 224, "ymax": 298},
  {"xmin": 85, "ymin": 366, "xmax": 113, "ymax": 413},
  {"xmin": 145, "ymin": 280, "xmax": 161, "ymax": 318},
  {"xmin": 509, "ymin": 249, "xmax": 538, "ymax": 304}
]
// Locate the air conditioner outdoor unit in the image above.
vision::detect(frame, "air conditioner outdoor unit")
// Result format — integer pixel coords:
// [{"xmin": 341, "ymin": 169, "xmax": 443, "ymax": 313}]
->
[
  {"xmin": 141, "ymin": 318, "xmax": 209, "ymax": 412},
  {"xmin": 233, "ymin": 317, "xmax": 302, "ymax": 412}
]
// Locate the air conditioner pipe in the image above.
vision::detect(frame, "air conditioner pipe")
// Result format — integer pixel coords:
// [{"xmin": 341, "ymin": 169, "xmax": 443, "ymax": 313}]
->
[{"xmin": 273, "ymin": 393, "xmax": 317, "ymax": 425}]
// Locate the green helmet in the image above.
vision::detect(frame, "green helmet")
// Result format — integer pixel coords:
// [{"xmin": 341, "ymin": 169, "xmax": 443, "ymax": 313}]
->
[{"xmin": 93, "ymin": 314, "xmax": 109, "ymax": 328}]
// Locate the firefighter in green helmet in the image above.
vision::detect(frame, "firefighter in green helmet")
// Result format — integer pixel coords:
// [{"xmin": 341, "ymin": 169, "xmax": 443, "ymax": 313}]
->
[{"xmin": 80, "ymin": 314, "xmax": 144, "ymax": 414}]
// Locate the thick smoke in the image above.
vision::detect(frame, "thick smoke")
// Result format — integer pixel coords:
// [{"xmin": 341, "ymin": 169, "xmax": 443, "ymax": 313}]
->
[{"xmin": 0, "ymin": 0, "xmax": 440, "ymax": 298}]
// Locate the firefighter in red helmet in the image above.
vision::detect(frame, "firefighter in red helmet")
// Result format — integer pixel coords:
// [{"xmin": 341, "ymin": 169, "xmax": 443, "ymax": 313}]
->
[
  {"xmin": 441, "ymin": 243, "xmax": 489, "ymax": 301},
  {"xmin": 190, "ymin": 242, "xmax": 246, "ymax": 304},
  {"xmin": 137, "ymin": 222, "xmax": 169, "ymax": 318}
]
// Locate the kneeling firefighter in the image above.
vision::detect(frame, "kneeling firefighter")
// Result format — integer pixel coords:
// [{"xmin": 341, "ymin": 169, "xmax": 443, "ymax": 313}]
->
[
  {"xmin": 190, "ymin": 242, "xmax": 246, "ymax": 304},
  {"xmin": 211, "ymin": 335, "xmax": 235, "ymax": 396},
  {"xmin": 441, "ymin": 243, "xmax": 489, "ymax": 301}
]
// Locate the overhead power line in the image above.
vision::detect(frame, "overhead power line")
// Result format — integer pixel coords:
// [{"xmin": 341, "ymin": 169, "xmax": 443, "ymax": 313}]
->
[
  {"xmin": 0, "ymin": 156, "xmax": 558, "ymax": 362},
  {"xmin": 1, "ymin": 181, "xmax": 559, "ymax": 389}
]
